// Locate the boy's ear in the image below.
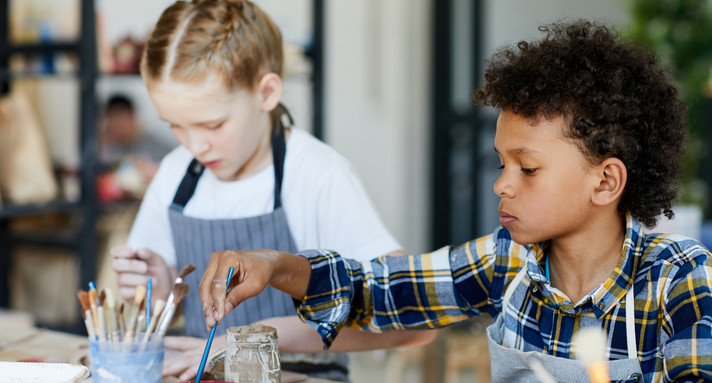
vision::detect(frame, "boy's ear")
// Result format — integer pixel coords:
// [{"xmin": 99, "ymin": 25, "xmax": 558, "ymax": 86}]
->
[
  {"xmin": 591, "ymin": 157, "xmax": 627, "ymax": 206},
  {"xmin": 257, "ymin": 72, "xmax": 282, "ymax": 112}
]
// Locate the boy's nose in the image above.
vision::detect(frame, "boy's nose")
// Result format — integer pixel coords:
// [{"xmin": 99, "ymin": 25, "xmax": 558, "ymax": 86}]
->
[{"xmin": 493, "ymin": 174, "xmax": 515, "ymax": 198}]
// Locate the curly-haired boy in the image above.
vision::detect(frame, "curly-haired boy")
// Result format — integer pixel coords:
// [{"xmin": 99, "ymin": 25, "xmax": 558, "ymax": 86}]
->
[{"xmin": 200, "ymin": 20, "xmax": 712, "ymax": 382}]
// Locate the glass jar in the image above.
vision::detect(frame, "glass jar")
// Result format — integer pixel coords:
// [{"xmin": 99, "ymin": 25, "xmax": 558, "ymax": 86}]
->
[{"xmin": 225, "ymin": 324, "xmax": 280, "ymax": 383}]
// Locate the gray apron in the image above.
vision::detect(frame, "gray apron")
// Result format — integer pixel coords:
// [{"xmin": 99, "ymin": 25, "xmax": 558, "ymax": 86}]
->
[
  {"xmin": 487, "ymin": 267, "xmax": 644, "ymax": 383},
  {"xmin": 168, "ymin": 105, "xmax": 349, "ymax": 381}
]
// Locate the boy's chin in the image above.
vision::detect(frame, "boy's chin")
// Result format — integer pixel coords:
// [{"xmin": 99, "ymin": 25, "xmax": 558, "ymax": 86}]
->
[{"xmin": 506, "ymin": 230, "xmax": 543, "ymax": 246}]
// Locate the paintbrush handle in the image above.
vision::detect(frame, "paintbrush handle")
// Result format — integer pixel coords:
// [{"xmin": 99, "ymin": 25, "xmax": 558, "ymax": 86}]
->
[
  {"xmin": 83, "ymin": 310, "xmax": 96, "ymax": 340},
  {"xmin": 141, "ymin": 300, "xmax": 166, "ymax": 344},
  {"xmin": 118, "ymin": 306, "xmax": 126, "ymax": 340},
  {"xmin": 196, "ymin": 324, "xmax": 217, "ymax": 382},
  {"xmin": 123, "ymin": 305, "xmax": 139, "ymax": 343},
  {"xmin": 105, "ymin": 307, "xmax": 119, "ymax": 342},
  {"xmin": 155, "ymin": 292, "xmax": 174, "ymax": 334},
  {"xmin": 196, "ymin": 267, "xmax": 234, "ymax": 383},
  {"xmin": 154, "ymin": 303, "xmax": 177, "ymax": 339},
  {"xmin": 96, "ymin": 306, "xmax": 107, "ymax": 342}
]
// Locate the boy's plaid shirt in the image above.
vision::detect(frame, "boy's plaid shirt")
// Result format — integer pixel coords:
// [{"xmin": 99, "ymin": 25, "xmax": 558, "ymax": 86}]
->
[{"xmin": 297, "ymin": 215, "xmax": 712, "ymax": 382}]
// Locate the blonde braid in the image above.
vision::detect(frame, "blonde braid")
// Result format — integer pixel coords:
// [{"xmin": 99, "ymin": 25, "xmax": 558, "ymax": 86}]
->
[{"xmin": 144, "ymin": 0, "xmax": 283, "ymax": 90}]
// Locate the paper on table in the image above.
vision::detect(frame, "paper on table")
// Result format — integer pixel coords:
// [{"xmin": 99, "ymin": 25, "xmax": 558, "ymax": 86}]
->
[{"xmin": 0, "ymin": 361, "xmax": 90, "ymax": 382}]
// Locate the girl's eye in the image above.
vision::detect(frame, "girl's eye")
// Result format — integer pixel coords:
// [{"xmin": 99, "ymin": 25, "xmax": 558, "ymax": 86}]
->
[
  {"xmin": 208, "ymin": 121, "xmax": 225, "ymax": 130},
  {"xmin": 497, "ymin": 164, "xmax": 504, "ymax": 170},
  {"xmin": 521, "ymin": 168, "xmax": 537, "ymax": 175}
]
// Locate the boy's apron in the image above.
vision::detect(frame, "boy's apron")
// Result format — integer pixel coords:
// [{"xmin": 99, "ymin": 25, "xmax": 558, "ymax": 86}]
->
[
  {"xmin": 486, "ymin": 267, "xmax": 644, "ymax": 383},
  {"xmin": 168, "ymin": 107, "xmax": 349, "ymax": 380}
]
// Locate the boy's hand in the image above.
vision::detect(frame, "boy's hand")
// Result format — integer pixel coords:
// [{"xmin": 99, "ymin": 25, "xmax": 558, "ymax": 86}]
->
[
  {"xmin": 200, "ymin": 250, "xmax": 275, "ymax": 329},
  {"xmin": 200, "ymin": 250, "xmax": 311, "ymax": 330},
  {"xmin": 110, "ymin": 245, "xmax": 174, "ymax": 302}
]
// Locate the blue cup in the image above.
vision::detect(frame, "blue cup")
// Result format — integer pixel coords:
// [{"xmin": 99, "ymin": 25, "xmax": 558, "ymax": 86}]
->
[{"xmin": 89, "ymin": 339, "xmax": 164, "ymax": 383}]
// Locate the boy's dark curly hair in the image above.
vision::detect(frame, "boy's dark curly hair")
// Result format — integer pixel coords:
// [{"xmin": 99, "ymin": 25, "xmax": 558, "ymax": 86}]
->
[{"xmin": 473, "ymin": 19, "xmax": 687, "ymax": 228}]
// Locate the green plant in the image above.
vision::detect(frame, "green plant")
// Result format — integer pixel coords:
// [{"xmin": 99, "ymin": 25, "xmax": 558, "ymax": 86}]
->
[{"xmin": 627, "ymin": 0, "xmax": 712, "ymax": 211}]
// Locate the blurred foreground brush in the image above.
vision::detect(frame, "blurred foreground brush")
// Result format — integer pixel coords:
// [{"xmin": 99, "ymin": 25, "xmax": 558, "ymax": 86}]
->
[{"xmin": 573, "ymin": 327, "xmax": 610, "ymax": 383}]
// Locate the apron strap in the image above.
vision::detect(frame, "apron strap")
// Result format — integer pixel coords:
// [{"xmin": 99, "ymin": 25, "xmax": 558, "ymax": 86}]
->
[
  {"xmin": 625, "ymin": 286, "xmax": 636, "ymax": 359},
  {"xmin": 271, "ymin": 103, "xmax": 293, "ymax": 210},
  {"xmin": 501, "ymin": 264, "xmax": 639, "ymax": 361},
  {"xmin": 171, "ymin": 159, "xmax": 205, "ymax": 211},
  {"xmin": 171, "ymin": 103, "xmax": 293, "ymax": 211}
]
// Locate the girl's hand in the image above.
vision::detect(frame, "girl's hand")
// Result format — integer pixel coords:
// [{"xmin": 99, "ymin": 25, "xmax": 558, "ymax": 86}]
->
[
  {"xmin": 110, "ymin": 245, "xmax": 174, "ymax": 302},
  {"xmin": 163, "ymin": 335, "xmax": 226, "ymax": 381}
]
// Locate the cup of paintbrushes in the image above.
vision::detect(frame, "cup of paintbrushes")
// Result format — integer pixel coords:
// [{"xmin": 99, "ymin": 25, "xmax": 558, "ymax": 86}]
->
[
  {"xmin": 90, "ymin": 288, "xmax": 164, "ymax": 383},
  {"xmin": 89, "ymin": 337, "xmax": 164, "ymax": 383}
]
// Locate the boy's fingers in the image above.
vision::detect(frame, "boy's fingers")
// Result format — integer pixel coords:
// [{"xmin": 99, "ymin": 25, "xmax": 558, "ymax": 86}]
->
[
  {"xmin": 209, "ymin": 266, "xmax": 231, "ymax": 323},
  {"xmin": 199, "ymin": 254, "xmax": 220, "ymax": 328},
  {"xmin": 224, "ymin": 285, "xmax": 257, "ymax": 316}
]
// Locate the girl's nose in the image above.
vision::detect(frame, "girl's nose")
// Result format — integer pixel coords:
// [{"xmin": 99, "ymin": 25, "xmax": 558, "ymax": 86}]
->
[{"xmin": 187, "ymin": 131, "xmax": 211, "ymax": 155}]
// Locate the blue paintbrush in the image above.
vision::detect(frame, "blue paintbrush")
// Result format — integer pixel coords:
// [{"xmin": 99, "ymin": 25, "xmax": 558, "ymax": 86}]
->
[{"xmin": 195, "ymin": 266, "xmax": 234, "ymax": 383}]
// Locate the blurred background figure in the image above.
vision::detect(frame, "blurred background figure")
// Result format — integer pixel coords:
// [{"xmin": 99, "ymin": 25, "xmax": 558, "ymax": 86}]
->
[{"xmin": 98, "ymin": 94, "xmax": 173, "ymax": 202}]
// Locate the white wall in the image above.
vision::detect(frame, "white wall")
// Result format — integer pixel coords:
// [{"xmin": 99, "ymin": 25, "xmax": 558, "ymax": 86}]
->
[
  {"xmin": 322, "ymin": 0, "xmax": 628, "ymax": 253},
  {"xmin": 324, "ymin": 0, "xmax": 432, "ymax": 253},
  {"xmin": 484, "ymin": 0, "xmax": 630, "ymax": 56}
]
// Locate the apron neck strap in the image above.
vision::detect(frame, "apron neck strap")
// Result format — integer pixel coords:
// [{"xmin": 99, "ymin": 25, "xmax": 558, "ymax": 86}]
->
[
  {"xmin": 271, "ymin": 103, "xmax": 293, "ymax": 210},
  {"xmin": 171, "ymin": 159, "xmax": 205, "ymax": 211}
]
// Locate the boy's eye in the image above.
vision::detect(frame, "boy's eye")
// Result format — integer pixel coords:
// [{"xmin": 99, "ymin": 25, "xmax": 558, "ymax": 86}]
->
[
  {"xmin": 520, "ymin": 168, "xmax": 537, "ymax": 175},
  {"xmin": 497, "ymin": 164, "xmax": 504, "ymax": 170},
  {"xmin": 208, "ymin": 121, "xmax": 225, "ymax": 130}
]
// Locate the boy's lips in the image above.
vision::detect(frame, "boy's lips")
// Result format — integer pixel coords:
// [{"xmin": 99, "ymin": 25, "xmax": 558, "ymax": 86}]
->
[{"xmin": 499, "ymin": 210, "xmax": 517, "ymax": 226}]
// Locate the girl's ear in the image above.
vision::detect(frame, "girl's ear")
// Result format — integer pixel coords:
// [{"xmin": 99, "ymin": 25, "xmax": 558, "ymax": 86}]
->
[
  {"xmin": 591, "ymin": 157, "xmax": 627, "ymax": 207},
  {"xmin": 257, "ymin": 72, "xmax": 282, "ymax": 112}
]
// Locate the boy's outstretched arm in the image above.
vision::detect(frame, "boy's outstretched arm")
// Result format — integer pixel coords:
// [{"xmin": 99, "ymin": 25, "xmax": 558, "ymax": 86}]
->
[{"xmin": 199, "ymin": 249, "xmax": 311, "ymax": 329}]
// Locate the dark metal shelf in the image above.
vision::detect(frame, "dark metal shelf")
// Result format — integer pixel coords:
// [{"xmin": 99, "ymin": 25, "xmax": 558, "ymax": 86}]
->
[
  {"xmin": 0, "ymin": 200, "xmax": 82, "ymax": 219},
  {"xmin": 9, "ymin": 231, "xmax": 79, "ymax": 250},
  {"xmin": 0, "ymin": 70, "xmax": 78, "ymax": 82},
  {"xmin": 0, "ymin": 41, "xmax": 79, "ymax": 55}
]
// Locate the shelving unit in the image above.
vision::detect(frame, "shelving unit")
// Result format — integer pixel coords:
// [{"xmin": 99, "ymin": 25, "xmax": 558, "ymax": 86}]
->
[{"xmin": 0, "ymin": 0, "xmax": 98, "ymax": 332}]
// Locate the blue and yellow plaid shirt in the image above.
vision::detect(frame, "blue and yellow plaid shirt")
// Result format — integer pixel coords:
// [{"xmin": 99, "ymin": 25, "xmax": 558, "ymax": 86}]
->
[{"xmin": 297, "ymin": 215, "xmax": 712, "ymax": 382}]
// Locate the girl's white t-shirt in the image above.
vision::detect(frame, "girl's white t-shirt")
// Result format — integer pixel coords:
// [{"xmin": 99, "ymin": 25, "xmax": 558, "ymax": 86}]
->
[{"xmin": 127, "ymin": 128, "xmax": 400, "ymax": 266}]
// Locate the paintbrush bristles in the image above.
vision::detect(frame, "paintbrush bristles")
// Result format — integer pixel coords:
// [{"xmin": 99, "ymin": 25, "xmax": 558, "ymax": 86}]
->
[
  {"xmin": 178, "ymin": 264, "xmax": 197, "ymax": 280},
  {"xmin": 141, "ymin": 299, "xmax": 166, "ymax": 345},
  {"xmin": 573, "ymin": 327, "xmax": 609, "ymax": 383},
  {"xmin": 77, "ymin": 290, "xmax": 90, "ymax": 312},
  {"xmin": 172, "ymin": 282, "xmax": 190, "ymax": 305},
  {"xmin": 134, "ymin": 284, "xmax": 147, "ymax": 304},
  {"xmin": 154, "ymin": 283, "xmax": 191, "ymax": 339}
]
